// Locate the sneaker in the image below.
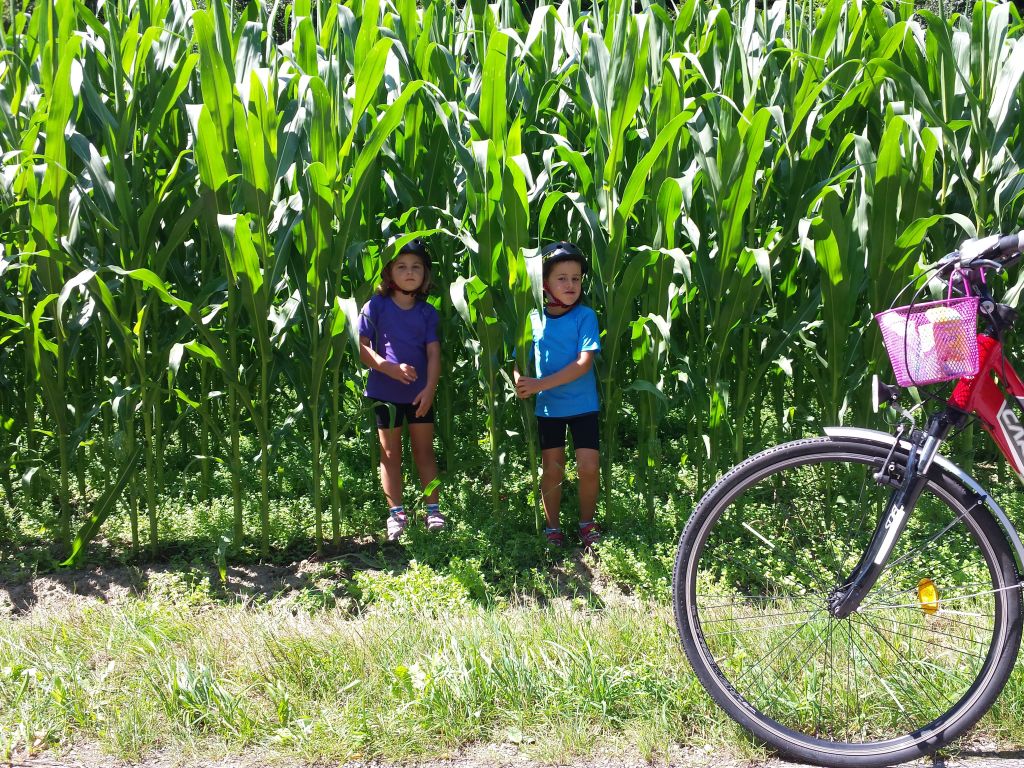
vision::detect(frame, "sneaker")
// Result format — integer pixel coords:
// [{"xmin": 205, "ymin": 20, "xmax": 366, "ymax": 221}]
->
[
  {"xmin": 386, "ymin": 508, "xmax": 408, "ymax": 541},
  {"xmin": 544, "ymin": 527, "xmax": 565, "ymax": 548},
  {"xmin": 578, "ymin": 521, "xmax": 601, "ymax": 548},
  {"xmin": 425, "ymin": 506, "xmax": 446, "ymax": 532}
]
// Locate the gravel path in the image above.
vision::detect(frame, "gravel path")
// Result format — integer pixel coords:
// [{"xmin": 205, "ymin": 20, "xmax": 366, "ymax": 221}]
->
[{"xmin": 6, "ymin": 742, "xmax": 1024, "ymax": 768}]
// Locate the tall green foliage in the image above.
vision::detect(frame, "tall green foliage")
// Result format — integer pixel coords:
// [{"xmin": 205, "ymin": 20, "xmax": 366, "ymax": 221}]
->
[{"xmin": 2, "ymin": 0, "xmax": 1023, "ymax": 558}]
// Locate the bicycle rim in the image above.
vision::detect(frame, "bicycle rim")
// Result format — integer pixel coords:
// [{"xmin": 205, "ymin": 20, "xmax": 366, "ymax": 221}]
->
[{"xmin": 674, "ymin": 438, "xmax": 1022, "ymax": 767}]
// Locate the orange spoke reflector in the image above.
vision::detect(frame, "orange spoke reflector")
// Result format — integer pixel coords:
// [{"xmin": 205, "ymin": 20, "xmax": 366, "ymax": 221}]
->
[{"xmin": 918, "ymin": 578, "xmax": 940, "ymax": 614}]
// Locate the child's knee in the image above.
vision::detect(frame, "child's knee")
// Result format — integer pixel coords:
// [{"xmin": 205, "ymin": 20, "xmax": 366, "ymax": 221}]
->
[
  {"xmin": 380, "ymin": 444, "xmax": 402, "ymax": 465},
  {"xmin": 542, "ymin": 455, "xmax": 565, "ymax": 476},
  {"xmin": 577, "ymin": 455, "xmax": 599, "ymax": 481}
]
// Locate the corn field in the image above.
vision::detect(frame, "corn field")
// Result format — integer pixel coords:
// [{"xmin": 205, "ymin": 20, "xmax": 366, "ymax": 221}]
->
[{"xmin": 1, "ymin": 0, "xmax": 1023, "ymax": 561}]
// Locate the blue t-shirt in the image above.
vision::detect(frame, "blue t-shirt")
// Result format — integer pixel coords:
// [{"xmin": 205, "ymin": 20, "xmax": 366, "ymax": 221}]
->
[
  {"xmin": 358, "ymin": 294, "xmax": 439, "ymax": 403},
  {"xmin": 530, "ymin": 304, "xmax": 601, "ymax": 417}
]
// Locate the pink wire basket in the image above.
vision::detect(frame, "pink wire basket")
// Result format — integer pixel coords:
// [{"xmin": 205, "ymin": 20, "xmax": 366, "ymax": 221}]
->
[{"xmin": 875, "ymin": 294, "xmax": 980, "ymax": 387}]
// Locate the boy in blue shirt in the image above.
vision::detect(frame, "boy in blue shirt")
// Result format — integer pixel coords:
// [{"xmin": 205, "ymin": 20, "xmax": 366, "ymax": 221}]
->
[{"xmin": 514, "ymin": 242, "xmax": 601, "ymax": 548}]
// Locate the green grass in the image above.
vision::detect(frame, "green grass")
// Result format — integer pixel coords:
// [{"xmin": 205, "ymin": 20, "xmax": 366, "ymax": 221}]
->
[
  {"xmin": 0, "ymin": 592, "xmax": 749, "ymax": 764},
  {"xmin": 3, "ymin": 570, "xmax": 1024, "ymax": 765}
]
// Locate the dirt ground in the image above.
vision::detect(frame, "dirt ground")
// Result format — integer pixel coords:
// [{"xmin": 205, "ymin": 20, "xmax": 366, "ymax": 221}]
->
[
  {"xmin": 0, "ymin": 542, "xmax": 615, "ymax": 618},
  {"xmin": 5, "ymin": 740, "xmax": 1024, "ymax": 768},
  {"xmin": 0, "ymin": 560, "xmax": 339, "ymax": 617}
]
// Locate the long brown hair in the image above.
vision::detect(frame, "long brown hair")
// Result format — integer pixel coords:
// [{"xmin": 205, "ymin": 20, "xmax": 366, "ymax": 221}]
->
[{"xmin": 376, "ymin": 246, "xmax": 433, "ymax": 297}]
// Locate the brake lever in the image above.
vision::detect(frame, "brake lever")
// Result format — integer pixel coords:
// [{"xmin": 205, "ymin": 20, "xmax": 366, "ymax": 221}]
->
[{"xmin": 967, "ymin": 258, "xmax": 1003, "ymax": 272}]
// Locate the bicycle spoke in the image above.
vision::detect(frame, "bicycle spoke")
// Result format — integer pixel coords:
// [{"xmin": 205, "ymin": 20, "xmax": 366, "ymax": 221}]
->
[
  {"xmin": 866, "ymin": 580, "xmax": 998, "ymax": 609},
  {"xmin": 858, "ymin": 600, "xmax": 996, "ymax": 636},
  {"xmin": 860, "ymin": 584, "xmax": 1018, "ymax": 611},
  {"xmin": 698, "ymin": 604, "xmax": 821, "ymax": 626},
  {"xmin": 702, "ymin": 616, "xmax": 833, "ymax": 640},
  {"xmin": 845, "ymin": 619, "xmax": 859, "ymax": 735},
  {"xmin": 844, "ymin": 616, "xmax": 927, "ymax": 737},
  {"xmin": 728, "ymin": 608, "xmax": 828, "ymax": 691},
  {"xmin": 848, "ymin": 616, "xmax": 927, "ymax": 718},
  {"xmin": 728, "ymin": 516, "xmax": 837, "ymax": 591},
  {"xmin": 817, "ymin": 616, "xmax": 835, "ymax": 738},
  {"xmin": 852, "ymin": 612, "xmax": 956, "ymax": 717},
  {"xmin": 859, "ymin": 613, "xmax": 989, "ymax": 661},
  {"xmin": 696, "ymin": 592, "xmax": 822, "ymax": 608},
  {"xmin": 872, "ymin": 559, "xmax": 989, "ymax": 606},
  {"xmin": 790, "ymin": 466, "xmax": 867, "ymax": 581},
  {"xmin": 740, "ymin": 614, "xmax": 834, "ymax": 716},
  {"xmin": 848, "ymin": 612, "xmax": 992, "ymax": 654},
  {"xmin": 774, "ymin": 466, "xmax": 855, "ymax": 582},
  {"xmin": 878, "ymin": 503, "xmax": 979, "ymax": 576},
  {"xmin": 697, "ymin": 539, "xmax": 835, "ymax": 597}
]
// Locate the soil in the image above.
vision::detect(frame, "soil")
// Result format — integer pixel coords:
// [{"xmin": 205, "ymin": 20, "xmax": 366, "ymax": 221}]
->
[
  {"xmin": 0, "ymin": 561, "xmax": 331, "ymax": 617},
  {"xmin": 5, "ymin": 740, "xmax": 1023, "ymax": 768},
  {"xmin": 0, "ymin": 537, "xmax": 406, "ymax": 618},
  {"xmin": 0, "ymin": 542, "xmax": 615, "ymax": 618}
]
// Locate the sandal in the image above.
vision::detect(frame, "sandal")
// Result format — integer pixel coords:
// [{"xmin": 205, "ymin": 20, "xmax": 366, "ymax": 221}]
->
[
  {"xmin": 386, "ymin": 508, "xmax": 408, "ymax": 542},
  {"xmin": 425, "ymin": 507, "xmax": 446, "ymax": 532},
  {"xmin": 578, "ymin": 521, "xmax": 601, "ymax": 548},
  {"xmin": 544, "ymin": 527, "xmax": 566, "ymax": 548}
]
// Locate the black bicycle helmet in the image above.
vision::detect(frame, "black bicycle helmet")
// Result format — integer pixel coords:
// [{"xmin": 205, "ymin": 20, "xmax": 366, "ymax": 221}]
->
[
  {"xmin": 540, "ymin": 241, "xmax": 588, "ymax": 278},
  {"xmin": 395, "ymin": 237, "xmax": 431, "ymax": 269}
]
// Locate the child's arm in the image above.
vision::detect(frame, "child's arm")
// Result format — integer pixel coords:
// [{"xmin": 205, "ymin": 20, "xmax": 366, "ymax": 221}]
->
[
  {"xmin": 412, "ymin": 341, "xmax": 440, "ymax": 417},
  {"xmin": 515, "ymin": 351, "xmax": 595, "ymax": 399},
  {"xmin": 359, "ymin": 335, "xmax": 417, "ymax": 384}
]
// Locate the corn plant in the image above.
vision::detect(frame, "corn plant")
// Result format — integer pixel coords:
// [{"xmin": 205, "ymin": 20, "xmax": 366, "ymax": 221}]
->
[{"xmin": 1, "ymin": 0, "xmax": 1022, "ymax": 560}]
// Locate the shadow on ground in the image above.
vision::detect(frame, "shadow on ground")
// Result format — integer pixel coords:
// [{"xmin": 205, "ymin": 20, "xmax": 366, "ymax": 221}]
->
[{"xmin": 0, "ymin": 533, "xmax": 608, "ymax": 617}]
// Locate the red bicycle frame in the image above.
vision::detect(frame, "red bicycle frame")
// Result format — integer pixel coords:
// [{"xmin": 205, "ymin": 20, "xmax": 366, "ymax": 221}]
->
[{"xmin": 950, "ymin": 333, "xmax": 1024, "ymax": 476}]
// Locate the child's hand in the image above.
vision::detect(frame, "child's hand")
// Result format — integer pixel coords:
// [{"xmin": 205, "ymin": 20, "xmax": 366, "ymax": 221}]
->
[
  {"xmin": 412, "ymin": 386, "xmax": 435, "ymax": 417},
  {"xmin": 515, "ymin": 376, "xmax": 542, "ymax": 399},
  {"xmin": 384, "ymin": 361, "xmax": 418, "ymax": 384}
]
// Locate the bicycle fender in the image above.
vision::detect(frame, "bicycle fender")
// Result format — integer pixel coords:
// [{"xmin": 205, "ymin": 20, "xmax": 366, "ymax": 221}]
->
[{"xmin": 825, "ymin": 426, "xmax": 1024, "ymax": 573}]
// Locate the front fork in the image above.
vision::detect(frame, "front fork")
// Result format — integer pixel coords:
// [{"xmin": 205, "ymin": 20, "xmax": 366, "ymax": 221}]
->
[{"xmin": 827, "ymin": 407, "xmax": 968, "ymax": 619}]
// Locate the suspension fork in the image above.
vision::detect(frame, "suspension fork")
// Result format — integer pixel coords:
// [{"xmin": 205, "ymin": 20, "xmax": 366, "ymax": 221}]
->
[{"xmin": 827, "ymin": 407, "xmax": 968, "ymax": 619}]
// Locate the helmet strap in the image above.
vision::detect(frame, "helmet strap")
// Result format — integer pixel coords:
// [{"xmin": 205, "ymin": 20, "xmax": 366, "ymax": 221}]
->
[
  {"xmin": 543, "ymin": 288, "xmax": 576, "ymax": 309},
  {"xmin": 390, "ymin": 280, "xmax": 419, "ymax": 297}
]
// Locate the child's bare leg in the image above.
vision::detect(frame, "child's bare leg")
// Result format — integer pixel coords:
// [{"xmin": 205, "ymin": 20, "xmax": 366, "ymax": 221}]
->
[
  {"xmin": 576, "ymin": 448, "xmax": 600, "ymax": 523},
  {"xmin": 409, "ymin": 423, "xmax": 439, "ymax": 504},
  {"xmin": 541, "ymin": 447, "xmax": 565, "ymax": 529},
  {"xmin": 378, "ymin": 427, "xmax": 403, "ymax": 507}
]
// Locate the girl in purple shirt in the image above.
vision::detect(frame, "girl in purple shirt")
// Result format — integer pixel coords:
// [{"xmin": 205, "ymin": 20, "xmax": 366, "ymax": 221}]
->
[{"xmin": 358, "ymin": 239, "xmax": 444, "ymax": 541}]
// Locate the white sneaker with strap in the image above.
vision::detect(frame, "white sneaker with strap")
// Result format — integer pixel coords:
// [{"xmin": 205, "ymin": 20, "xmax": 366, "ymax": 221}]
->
[
  {"xmin": 386, "ymin": 507, "xmax": 408, "ymax": 541},
  {"xmin": 424, "ymin": 504, "xmax": 445, "ymax": 532}
]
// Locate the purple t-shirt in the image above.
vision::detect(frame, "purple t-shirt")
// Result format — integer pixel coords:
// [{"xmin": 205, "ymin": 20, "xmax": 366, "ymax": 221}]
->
[{"xmin": 358, "ymin": 294, "xmax": 439, "ymax": 403}]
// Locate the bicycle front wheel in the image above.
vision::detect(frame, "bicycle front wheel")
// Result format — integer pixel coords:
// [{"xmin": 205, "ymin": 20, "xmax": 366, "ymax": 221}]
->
[{"xmin": 673, "ymin": 437, "xmax": 1022, "ymax": 768}]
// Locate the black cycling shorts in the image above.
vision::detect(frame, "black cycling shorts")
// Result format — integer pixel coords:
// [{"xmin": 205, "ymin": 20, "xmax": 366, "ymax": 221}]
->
[
  {"xmin": 537, "ymin": 412, "xmax": 599, "ymax": 451},
  {"xmin": 371, "ymin": 399, "xmax": 435, "ymax": 429}
]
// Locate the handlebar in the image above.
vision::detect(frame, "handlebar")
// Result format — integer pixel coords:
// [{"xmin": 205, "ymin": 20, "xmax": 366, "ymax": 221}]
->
[
  {"xmin": 948, "ymin": 232, "xmax": 1024, "ymax": 270},
  {"xmin": 884, "ymin": 232, "xmax": 1024, "ymax": 321}
]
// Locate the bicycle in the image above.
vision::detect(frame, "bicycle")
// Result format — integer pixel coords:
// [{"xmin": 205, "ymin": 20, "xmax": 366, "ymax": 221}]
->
[{"xmin": 672, "ymin": 232, "xmax": 1024, "ymax": 768}]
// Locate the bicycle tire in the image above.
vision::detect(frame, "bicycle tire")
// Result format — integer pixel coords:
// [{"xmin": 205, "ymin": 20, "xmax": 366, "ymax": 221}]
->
[{"xmin": 673, "ymin": 437, "xmax": 1023, "ymax": 768}]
